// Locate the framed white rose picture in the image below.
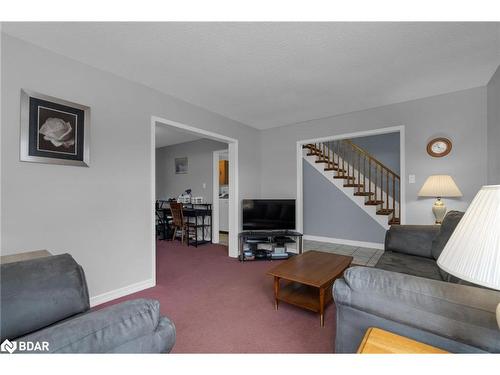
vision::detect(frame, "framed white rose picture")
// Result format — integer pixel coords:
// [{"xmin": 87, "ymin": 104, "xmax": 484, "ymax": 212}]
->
[{"xmin": 20, "ymin": 90, "xmax": 90, "ymax": 167}]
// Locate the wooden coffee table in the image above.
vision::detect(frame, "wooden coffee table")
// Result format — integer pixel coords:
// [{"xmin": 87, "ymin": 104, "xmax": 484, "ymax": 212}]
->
[{"xmin": 267, "ymin": 250, "xmax": 352, "ymax": 326}]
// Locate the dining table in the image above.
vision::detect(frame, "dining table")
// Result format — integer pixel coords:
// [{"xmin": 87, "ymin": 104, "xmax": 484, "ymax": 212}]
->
[{"xmin": 156, "ymin": 200, "xmax": 212, "ymax": 246}]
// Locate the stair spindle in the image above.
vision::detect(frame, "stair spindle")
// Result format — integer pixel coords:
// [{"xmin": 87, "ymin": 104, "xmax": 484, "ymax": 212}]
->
[
  {"xmin": 368, "ymin": 159, "xmax": 372, "ymax": 197},
  {"xmin": 398, "ymin": 176, "xmax": 401, "ymax": 222},
  {"xmin": 336, "ymin": 141, "xmax": 340, "ymax": 167},
  {"xmin": 357, "ymin": 152, "xmax": 361, "ymax": 193},
  {"xmin": 392, "ymin": 175, "xmax": 396, "ymax": 220},
  {"xmin": 342, "ymin": 142, "xmax": 345, "ymax": 177},
  {"xmin": 375, "ymin": 164, "xmax": 382, "ymax": 201},
  {"xmin": 328, "ymin": 142, "xmax": 331, "ymax": 169},
  {"xmin": 334, "ymin": 142, "xmax": 337, "ymax": 172},
  {"xmin": 379, "ymin": 169, "xmax": 382, "ymax": 207},
  {"xmin": 350, "ymin": 146, "xmax": 353, "ymax": 180},
  {"xmin": 386, "ymin": 170, "xmax": 389, "ymax": 210}
]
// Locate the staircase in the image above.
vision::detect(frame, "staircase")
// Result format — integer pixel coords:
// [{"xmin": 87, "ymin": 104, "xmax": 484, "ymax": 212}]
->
[{"xmin": 303, "ymin": 140, "xmax": 400, "ymax": 227}]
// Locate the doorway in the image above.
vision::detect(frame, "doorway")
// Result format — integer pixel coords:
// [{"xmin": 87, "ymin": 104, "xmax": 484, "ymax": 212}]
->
[{"xmin": 151, "ymin": 116, "xmax": 239, "ymax": 281}]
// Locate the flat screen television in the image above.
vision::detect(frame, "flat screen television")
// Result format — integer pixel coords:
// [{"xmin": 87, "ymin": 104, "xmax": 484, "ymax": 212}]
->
[{"xmin": 242, "ymin": 199, "xmax": 296, "ymax": 231}]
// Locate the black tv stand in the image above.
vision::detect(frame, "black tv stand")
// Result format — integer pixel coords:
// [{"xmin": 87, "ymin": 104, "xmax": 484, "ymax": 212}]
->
[{"xmin": 238, "ymin": 230, "xmax": 303, "ymax": 261}]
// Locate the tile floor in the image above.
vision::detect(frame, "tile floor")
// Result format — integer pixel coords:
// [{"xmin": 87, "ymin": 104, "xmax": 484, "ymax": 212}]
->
[
  {"xmin": 303, "ymin": 239, "xmax": 383, "ymax": 266},
  {"xmin": 218, "ymin": 232, "xmax": 229, "ymax": 246}
]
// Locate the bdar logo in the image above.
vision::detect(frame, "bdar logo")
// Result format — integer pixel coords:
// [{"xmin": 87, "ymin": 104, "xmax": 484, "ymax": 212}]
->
[{"xmin": 1, "ymin": 339, "xmax": 17, "ymax": 354}]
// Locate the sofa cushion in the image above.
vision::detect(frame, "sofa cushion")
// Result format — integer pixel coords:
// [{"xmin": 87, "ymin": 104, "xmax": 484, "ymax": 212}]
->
[
  {"xmin": 384, "ymin": 225, "xmax": 439, "ymax": 258},
  {"xmin": 375, "ymin": 251, "xmax": 442, "ymax": 280},
  {"xmin": 19, "ymin": 299, "xmax": 172, "ymax": 353},
  {"xmin": 0, "ymin": 254, "xmax": 90, "ymax": 340},
  {"xmin": 431, "ymin": 211, "xmax": 464, "ymax": 281},
  {"xmin": 431, "ymin": 211, "xmax": 464, "ymax": 260}
]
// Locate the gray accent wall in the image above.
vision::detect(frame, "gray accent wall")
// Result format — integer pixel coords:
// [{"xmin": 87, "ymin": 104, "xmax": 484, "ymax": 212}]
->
[
  {"xmin": 156, "ymin": 138, "xmax": 227, "ymax": 202},
  {"xmin": 261, "ymin": 87, "xmax": 487, "ymax": 224},
  {"xmin": 1, "ymin": 34, "xmax": 261, "ymax": 299},
  {"xmin": 351, "ymin": 132, "xmax": 400, "ymax": 175},
  {"xmin": 303, "ymin": 162, "xmax": 386, "ymax": 244},
  {"xmin": 487, "ymin": 65, "xmax": 500, "ymax": 184}
]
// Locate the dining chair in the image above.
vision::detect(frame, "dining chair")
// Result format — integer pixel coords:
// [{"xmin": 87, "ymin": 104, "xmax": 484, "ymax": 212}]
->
[{"xmin": 169, "ymin": 202, "xmax": 196, "ymax": 245}]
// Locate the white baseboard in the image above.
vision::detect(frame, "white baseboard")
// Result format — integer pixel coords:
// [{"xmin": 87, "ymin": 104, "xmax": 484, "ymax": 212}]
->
[
  {"xmin": 89, "ymin": 278, "xmax": 156, "ymax": 307},
  {"xmin": 303, "ymin": 234, "xmax": 384, "ymax": 250}
]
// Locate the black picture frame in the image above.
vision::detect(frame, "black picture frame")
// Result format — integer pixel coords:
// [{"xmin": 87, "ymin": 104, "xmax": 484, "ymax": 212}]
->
[{"xmin": 20, "ymin": 90, "xmax": 90, "ymax": 167}]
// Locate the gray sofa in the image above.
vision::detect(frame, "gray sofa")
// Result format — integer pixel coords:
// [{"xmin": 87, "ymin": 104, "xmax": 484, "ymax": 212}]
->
[
  {"xmin": 333, "ymin": 211, "xmax": 500, "ymax": 353},
  {"xmin": 0, "ymin": 254, "xmax": 176, "ymax": 353},
  {"xmin": 376, "ymin": 211, "xmax": 465, "ymax": 282}
]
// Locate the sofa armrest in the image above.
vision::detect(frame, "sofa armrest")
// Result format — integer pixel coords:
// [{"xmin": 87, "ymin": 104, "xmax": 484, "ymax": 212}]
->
[
  {"xmin": 384, "ymin": 225, "xmax": 440, "ymax": 258},
  {"xmin": 108, "ymin": 316, "xmax": 176, "ymax": 353},
  {"xmin": 333, "ymin": 267, "xmax": 500, "ymax": 353},
  {"xmin": 18, "ymin": 299, "xmax": 175, "ymax": 353},
  {"xmin": 1, "ymin": 254, "xmax": 90, "ymax": 341}
]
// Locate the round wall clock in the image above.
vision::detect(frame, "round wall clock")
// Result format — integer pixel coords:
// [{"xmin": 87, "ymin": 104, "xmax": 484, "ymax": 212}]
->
[{"xmin": 426, "ymin": 137, "xmax": 452, "ymax": 158}]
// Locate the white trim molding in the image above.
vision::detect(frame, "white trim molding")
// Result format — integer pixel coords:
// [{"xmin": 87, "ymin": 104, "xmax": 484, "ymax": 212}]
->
[
  {"xmin": 212, "ymin": 148, "xmax": 229, "ymax": 245},
  {"xmin": 90, "ymin": 278, "xmax": 155, "ymax": 307},
  {"xmin": 228, "ymin": 141, "xmax": 239, "ymax": 257},
  {"xmin": 303, "ymin": 235, "xmax": 384, "ymax": 250},
  {"xmin": 152, "ymin": 116, "xmax": 239, "ymax": 259}
]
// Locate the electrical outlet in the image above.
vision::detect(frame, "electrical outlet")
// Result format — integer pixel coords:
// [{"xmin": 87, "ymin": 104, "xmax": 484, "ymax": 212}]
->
[{"xmin": 409, "ymin": 174, "xmax": 416, "ymax": 184}]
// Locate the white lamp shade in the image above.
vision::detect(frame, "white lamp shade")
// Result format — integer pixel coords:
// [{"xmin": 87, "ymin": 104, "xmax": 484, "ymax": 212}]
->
[
  {"xmin": 437, "ymin": 185, "xmax": 500, "ymax": 290},
  {"xmin": 418, "ymin": 175, "xmax": 462, "ymax": 198}
]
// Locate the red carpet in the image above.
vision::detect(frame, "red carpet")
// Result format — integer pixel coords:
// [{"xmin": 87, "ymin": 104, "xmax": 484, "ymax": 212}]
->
[{"xmin": 99, "ymin": 241, "xmax": 335, "ymax": 353}]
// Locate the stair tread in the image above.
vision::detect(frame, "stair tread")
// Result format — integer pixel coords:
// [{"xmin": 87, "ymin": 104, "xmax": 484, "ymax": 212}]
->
[
  {"xmin": 333, "ymin": 175, "xmax": 354, "ymax": 179},
  {"xmin": 354, "ymin": 192, "xmax": 374, "ymax": 196},
  {"xmin": 377, "ymin": 209, "xmax": 394, "ymax": 215},
  {"xmin": 365, "ymin": 200, "xmax": 384, "ymax": 205},
  {"xmin": 344, "ymin": 184, "xmax": 364, "ymax": 187}
]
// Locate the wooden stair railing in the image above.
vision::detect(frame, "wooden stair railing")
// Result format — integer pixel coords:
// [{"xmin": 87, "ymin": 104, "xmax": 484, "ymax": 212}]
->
[{"xmin": 303, "ymin": 140, "xmax": 401, "ymax": 225}]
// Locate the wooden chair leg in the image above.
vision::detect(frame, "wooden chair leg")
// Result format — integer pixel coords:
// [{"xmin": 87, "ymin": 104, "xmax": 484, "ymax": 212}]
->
[{"xmin": 172, "ymin": 226, "xmax": 177, "ymax": 241}]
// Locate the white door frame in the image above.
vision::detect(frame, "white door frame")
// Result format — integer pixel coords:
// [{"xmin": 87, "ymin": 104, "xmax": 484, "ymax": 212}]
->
[
  {"xmin": 151, "ymin": 116, "xmax": 239, "ymax": 281},
  {"xmin": 212, "ymin": 149, "xmax": 229, "ymax": 244},
  {"xmin": 296, "ymin": 125, "xmax": 406, "ymax": 234}
]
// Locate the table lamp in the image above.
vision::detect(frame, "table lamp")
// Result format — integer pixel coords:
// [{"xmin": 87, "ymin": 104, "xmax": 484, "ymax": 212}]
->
[
  {"xmin": 418, "ymin": 175, "xmax": 462, "ymax": 224},
  {"xmin": 437, "ymin": 185, "xmax": 500, "ymax": 328}
]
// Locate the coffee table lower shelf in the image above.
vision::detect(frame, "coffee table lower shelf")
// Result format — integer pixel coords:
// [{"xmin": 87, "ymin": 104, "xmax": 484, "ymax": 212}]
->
[
  {"xmin": 277, "ymin": 281, "xmax": 332, "ymax": 313},
  {"xmin": 275, "ymin": 280, "xmax": 335, "ymax": 326}
]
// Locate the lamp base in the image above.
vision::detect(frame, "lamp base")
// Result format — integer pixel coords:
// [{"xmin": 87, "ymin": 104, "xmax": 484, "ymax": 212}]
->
[{"xmin": 432, "ymin": 198, "xmax": 447, "ymax": 224}]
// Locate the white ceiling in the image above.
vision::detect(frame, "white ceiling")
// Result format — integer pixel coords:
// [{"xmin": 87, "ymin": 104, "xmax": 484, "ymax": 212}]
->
[
  {"xmin": 155, "ymin": 124, "xmax": 201, "ymax": 148},
  {"xmin": 4, "ymin": 22, "xmax": 499, "ymax": 129}
]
